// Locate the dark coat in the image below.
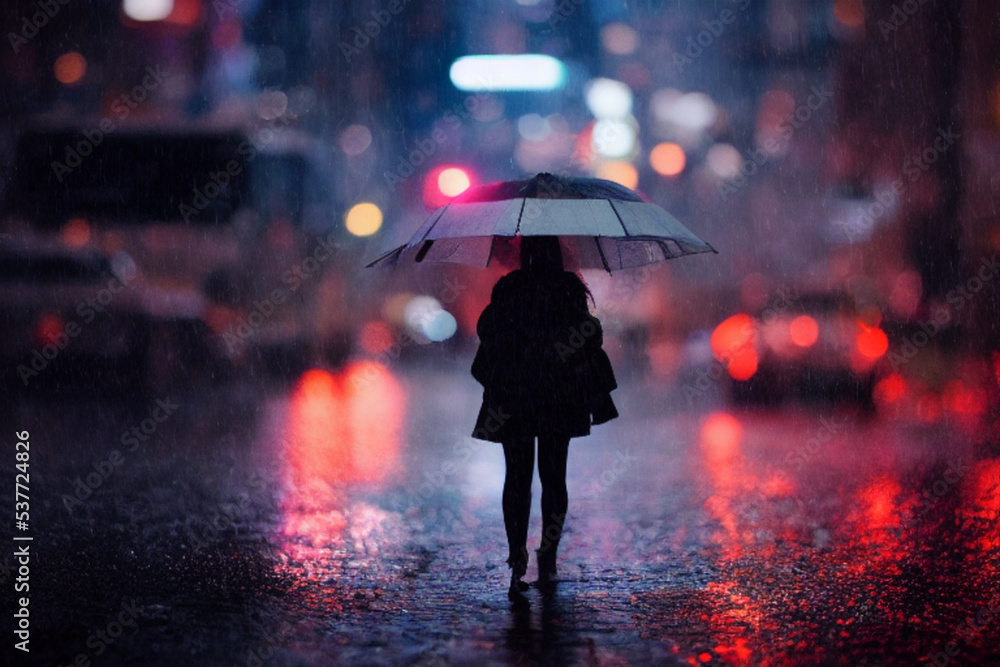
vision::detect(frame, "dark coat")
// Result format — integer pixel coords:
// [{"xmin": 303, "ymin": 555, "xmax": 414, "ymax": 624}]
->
[{"xmin": 471, "ymin": 268, "xmax": 618, "ymax": 443}]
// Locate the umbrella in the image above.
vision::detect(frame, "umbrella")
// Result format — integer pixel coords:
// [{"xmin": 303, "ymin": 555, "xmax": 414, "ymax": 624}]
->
[{"xmin": 365, "ymin": 172, "xmax": 717, "ymax": 273}]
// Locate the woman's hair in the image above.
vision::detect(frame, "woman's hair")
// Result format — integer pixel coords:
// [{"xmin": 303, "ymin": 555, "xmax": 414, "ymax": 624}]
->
[
  {"xmin": 519, "ymin": 235, "xmax": 593, "ymax": 305},
  {"xmin": 520, "ymin": 235, "xmax": 563, "ymax": 271}
]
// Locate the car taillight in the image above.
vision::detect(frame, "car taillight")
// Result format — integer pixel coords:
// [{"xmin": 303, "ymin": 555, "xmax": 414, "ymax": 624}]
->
[
  {"xmin": 856, "ymin": 325, "xmax": 888, "ymax": 359},
  {"xmin": 789, "ymin": 315, "xmax": 819, "ymax": 348},
  {"xmin": 711, "ymin": 314, "xmax": 758, "ymax": 380}
]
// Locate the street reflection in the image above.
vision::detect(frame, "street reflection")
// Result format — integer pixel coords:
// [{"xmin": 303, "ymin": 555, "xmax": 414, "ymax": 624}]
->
[
  {"xmin": 274, "ymin": 361, "xmax": 406, "ymax": 615},
  {"xmin": 845, "ymin": 474, "xmax": 906, "ymax": 577},
  {"xmin": 677, "ymin": 407, "xmax": 1000, "ymax": 663},
  {"xmin": 961, "ymin": 459, "xmax": 1000, "ymax": 551},
  {"xmin": 696, "ymin": 412, "xmax": 765, "ymax": 665}
]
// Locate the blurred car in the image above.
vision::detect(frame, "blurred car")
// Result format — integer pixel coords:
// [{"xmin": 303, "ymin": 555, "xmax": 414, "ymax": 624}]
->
[
  {"xmin": 711, "ymin": 291, "xmax": 888, "ymax": 408},
  {"xmin": 0, "ymin": 240, "xmax": 212, "ymax": 394},
  {"xmin": 3, "ymin": 123, "xmax": 343, "ymax": 382}
]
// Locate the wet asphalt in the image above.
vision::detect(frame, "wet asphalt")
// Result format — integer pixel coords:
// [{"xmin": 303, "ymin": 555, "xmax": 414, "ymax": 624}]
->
[{"xmin": 2, "ymin": 359, "xmax": 999, "ymax": 666}]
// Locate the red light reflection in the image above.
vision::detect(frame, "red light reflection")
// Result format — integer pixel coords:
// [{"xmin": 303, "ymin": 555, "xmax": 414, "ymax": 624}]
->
[
  {"xmin": 845, "ymin": 474, "xmax": 906, "ymax": 576},
  {"xmin": 960, "ymin": 459, "xmax": 1000, "ymax": 551},
  {"xmin": 285, "ymin": 363, "xmax": 405, "ymax": 493},
  {"xmin": 280, "ymin": 362, "xmax": 405, "ymax": 543}
]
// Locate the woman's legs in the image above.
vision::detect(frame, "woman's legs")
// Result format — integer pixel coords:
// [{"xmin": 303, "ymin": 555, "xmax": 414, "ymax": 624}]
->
[
  {"xmin": 537, "ymin": 435, "xmax": 569, "ymax": 574},
  {"xmin": 501, "ymin": 437, "xmax": 535, "ymax": 572}
]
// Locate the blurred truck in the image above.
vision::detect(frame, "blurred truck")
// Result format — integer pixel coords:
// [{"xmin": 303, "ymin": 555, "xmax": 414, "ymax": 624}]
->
[{"xmin": 1, "ymin": 122, "xmax": 342, "ymax": 393}]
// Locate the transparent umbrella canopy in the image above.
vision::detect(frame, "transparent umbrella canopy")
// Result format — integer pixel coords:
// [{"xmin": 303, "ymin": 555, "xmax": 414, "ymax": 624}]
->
[{"xmin": 366, "ymin": 172, "xmax": 717, "ymax": 273}]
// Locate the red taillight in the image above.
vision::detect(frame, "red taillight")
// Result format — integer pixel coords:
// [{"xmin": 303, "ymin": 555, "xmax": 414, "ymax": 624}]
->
[
  {"xmin": 856, "ymin": 325, "xmax": 888, "ymax": 359},
  {"xmin": 789, "ymin": 315, "xmax": 819, "ymax": 347},
  {"xmin": 711, "ymin": 314, "xmax": 758, "ymax": 380}
]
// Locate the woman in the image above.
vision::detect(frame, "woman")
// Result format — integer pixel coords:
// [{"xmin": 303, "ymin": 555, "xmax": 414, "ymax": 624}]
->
[{"xmin": 471, "ymin": 235, "xmax": 618, "ymax": 599}]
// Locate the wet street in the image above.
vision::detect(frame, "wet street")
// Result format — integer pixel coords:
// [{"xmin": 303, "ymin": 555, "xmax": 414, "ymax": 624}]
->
[{"xmin": 4, "ymin": 360, "xmax": 1000, "ymax": 666}]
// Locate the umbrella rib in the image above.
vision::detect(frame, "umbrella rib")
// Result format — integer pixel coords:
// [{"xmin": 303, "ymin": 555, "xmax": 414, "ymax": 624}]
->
[
  {"xmin": 364, "ymin": 243, "xmax": 406, "ymax": 268},
  {"xmin": 607, "ymin": 199, "xmax": 630, "ymax": 269},
  {"xmin": 607, "ymin": 199, "xmax": 630, "ymax": 236},
  {"xmin": 485, "ymin": 236, "xmax": 496, "ymax": 268},
  {"xmin": 514, "ymin": 198, "xmax": 527, "ymax": 235},
  {"xmin": 595, "ymin": 236, "xmax": 612, "ymax": 274},
  {"xmin": 420, "ymin": 204, "xmax": 451, "ymax": 242}
]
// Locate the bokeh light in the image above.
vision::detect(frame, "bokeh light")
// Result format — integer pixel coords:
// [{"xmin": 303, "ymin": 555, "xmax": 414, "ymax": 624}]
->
[
  {"xmin": 339, "ymin": 124, "xmax": 373, "ymax": 157},
  {"xmin": 423, "ymin": 165, "xmax": 474, "ymax": 209},
  {"xmin": 517, "ymin": 113, "xmax": 552, "ymax": 142},
  {"xmin": 123, "ymin": 0, "xmax": 174, "ymax": 21},
  {"xmin": 711, "ymin": 313, "xmax": 758, "ymax": 380},
  {"xmin": 344, "ymin": 202, "xmax": 383, "ymax": 237},
  {"xmin": 700, "ymin": 412, "xmax": 744, "ymax": 458},
  {"xmin": 833, "ymin": 0, "xmax": 865, "ymax": 28},
  {"xmin": 60, "ymin": 218, "xmax": 91, "ymax": 248},
  {"xmin": 653, "ymin": 90, "xmax": 718, "ymax": 131},
  {"xmin": 54, "ymin": 52, "xmax": 86, "ymax": 85},
  {"xmin": 359, "ymin": 320, "xmax": 395, "ymax": 356},
  {"xmin": 649, "ymin": 142, "xmax": 686, "ymax": 177},
  {"xmin": 403, "ymin": 295, "xmax": 458, "ymax": 342},
  {"xmin": 856, "ymin": 326, "xmax": 889, "ymax": 359},
  {"xmin": 450, "ymin": 54, "xmax": 567, "ymax": 91},
  {"xmin": 591, "ymin": 118, "xmax": 637, "ymax": 158},
  {"xmin": 789, "ymin": 315, "xmax": 819, "ymax": 347},
  {"xmin": 595, "ymin": 161, "xmax": 638, "ymax": 189},
  {"xmin": 585, "ymin": 78, "xmax": 633, "ymax": 118},
  {"xmin": 600, "ymin": 23, "xmax": 639, "ymax": 55},
  {"xmin": 711, "ymin": 314, "xmax": 754, "ymax": 361},
  {"xmin": 706, "ymin": 143, "xmax": 744, "ymax": 179},
  {"xmin": 438, "ymin": 167, "xmax": 472, "ymax": 197}
]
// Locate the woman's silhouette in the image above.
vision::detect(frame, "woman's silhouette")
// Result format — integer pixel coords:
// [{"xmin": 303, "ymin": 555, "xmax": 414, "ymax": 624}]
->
[{"xmin": 471, "ymin": 235, "xmax": 618, "ymax": 599}]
